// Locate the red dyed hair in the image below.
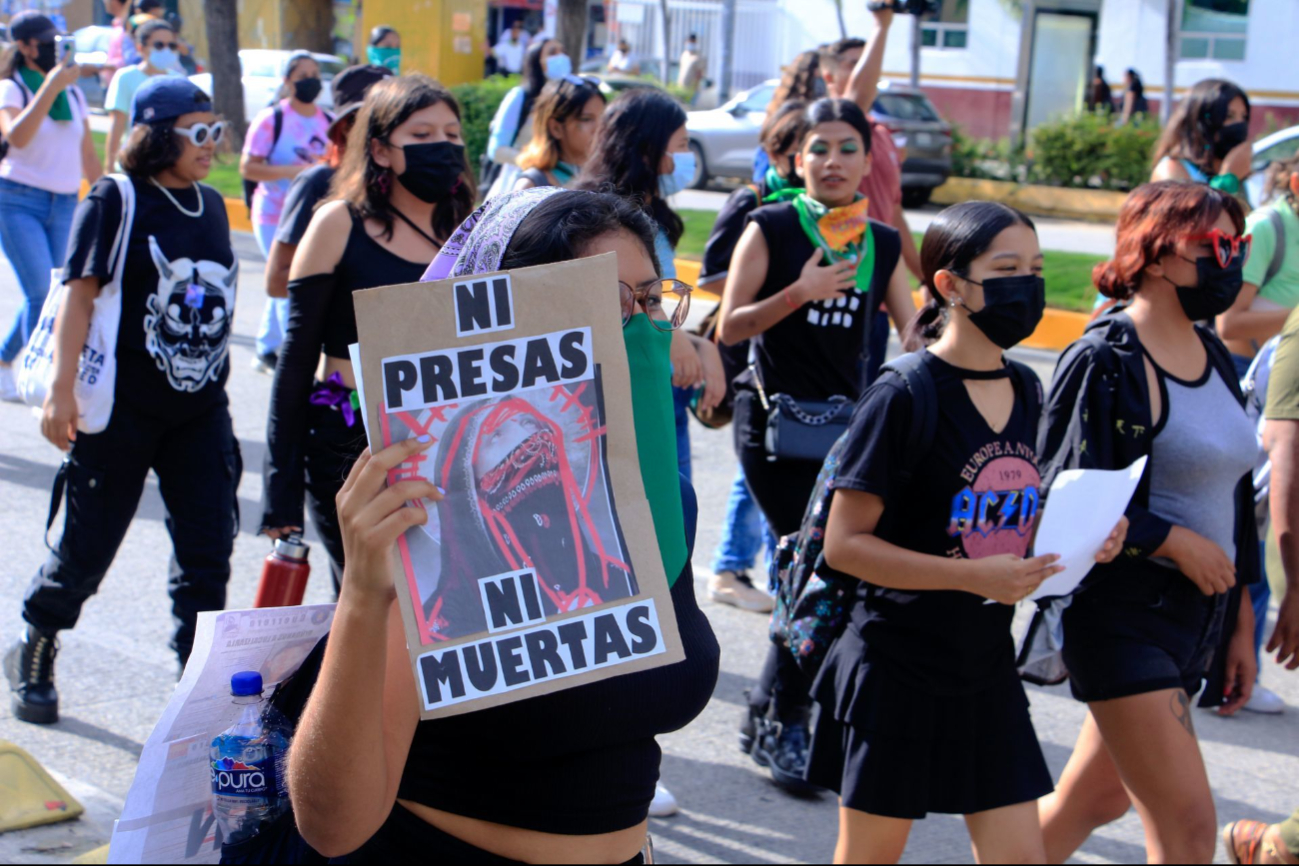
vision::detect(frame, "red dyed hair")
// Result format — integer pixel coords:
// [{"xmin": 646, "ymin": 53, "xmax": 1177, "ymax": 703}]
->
[{"xmin": 1094, "ymin": 181, "xmax": 1246, "ymax": 301}]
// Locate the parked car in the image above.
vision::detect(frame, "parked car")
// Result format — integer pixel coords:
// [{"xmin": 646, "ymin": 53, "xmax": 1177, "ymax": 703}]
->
[
  {"xmin": 71, "ymin": 24, "xmax": 115, "ymax": 111},
  {"xmin": 685, "ymin": 79, "xmax": 953, "ymax": 204},
  {"xmin": 1248, "ymin": 124, "xmax": 1299, "ymax": 208},
  {"xmin": 189, "ymin": 49, "xmax": 345, "ymax": 123}
]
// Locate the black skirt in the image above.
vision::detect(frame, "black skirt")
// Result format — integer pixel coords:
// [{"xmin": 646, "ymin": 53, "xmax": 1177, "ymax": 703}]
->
[{"xmin": 806, "ymin": 628, "xmax": 1054, "ymax": 820}]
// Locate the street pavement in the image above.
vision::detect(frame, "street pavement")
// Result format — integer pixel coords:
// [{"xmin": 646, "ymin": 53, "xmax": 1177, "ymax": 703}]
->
[{"xmin": 0, "ymin": 230, "xmax": 1293, "ymax": 864}]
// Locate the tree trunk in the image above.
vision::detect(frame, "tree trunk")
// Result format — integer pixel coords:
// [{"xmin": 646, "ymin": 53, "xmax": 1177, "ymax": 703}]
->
[
  {"xmin": 1162, "ymin": 0, "xmax": 1178, "ymax": 125},
  {"xmin": 203, "ymin": 0, "xmax": 246, "ymax": 147},
  {"xmin": 556, "ymin": 0, "xmax": 587, "ymax": 68},
  {"xmin": 658, "ymin": 0, "xmax": 671, "ymax": 84},
  {"xmin": 834, "ymin": 0, "xmax": 847, "ymax": 40}
]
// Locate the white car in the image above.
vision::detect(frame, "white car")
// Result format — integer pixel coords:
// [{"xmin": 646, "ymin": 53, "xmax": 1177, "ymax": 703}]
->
[
  {"xmin": 189, "ymin": 49, "xmax": 346, "ymax": 123},
  {"xmin": 1248, "ymin": 125, "xmax": 1299, "ymax": 208}
]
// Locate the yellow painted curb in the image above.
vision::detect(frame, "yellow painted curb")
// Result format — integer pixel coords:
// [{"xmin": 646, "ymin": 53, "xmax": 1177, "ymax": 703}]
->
[
  {"xmin": 71, "ymin": 843, "xmax": 110, "ymax": 864},
  {"xmin": 0, "ymin": 740, "xmax": 84, "ymax": 832},
  {"xmin": 932, "ymin": 177, "xmax": 1128, "ymax": 224}
]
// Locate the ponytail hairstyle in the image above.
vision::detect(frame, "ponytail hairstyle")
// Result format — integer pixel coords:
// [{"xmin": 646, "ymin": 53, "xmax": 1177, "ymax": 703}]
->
[
  {"xmin": 800, "ymin": 97, "xmax": 873, "ymax": 153},
  {"xmin": 1094, "ymin": 180, "xmax": 1245, "ymax": 302},
  {"xmin": 904, "ymin": 201, "xmax": 1036, "ymax": 346},
  {"xmin": 760, "ymin": 99, "xmax": 810, "ymax": 177}
]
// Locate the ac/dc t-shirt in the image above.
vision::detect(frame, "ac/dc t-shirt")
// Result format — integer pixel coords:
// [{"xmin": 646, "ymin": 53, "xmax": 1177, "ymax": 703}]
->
[
  {"xmin": 830, "ymin": 351, "xmax": 1044, "ymax": 694},
  {"xmin": 64, "ymin": 176, "xmax": 237, "ymax": 421}
]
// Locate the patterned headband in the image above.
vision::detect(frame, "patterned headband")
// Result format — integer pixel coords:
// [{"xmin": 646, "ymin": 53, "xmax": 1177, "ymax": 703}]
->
[{"xmin": 421, "ymin": 186, "xmax": 569, "ymax": 282}]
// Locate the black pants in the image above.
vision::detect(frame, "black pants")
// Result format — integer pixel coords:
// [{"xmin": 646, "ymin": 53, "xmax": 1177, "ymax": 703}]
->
[
  {"xmin": 302, "ymin": 399, "xmax": 367, "ymax": 595},
  {"xmin": 22, "ymin": 397, "xmax": 239, "ymax": 663},
  {"xmin": 734, "ymin": 390, "xmax": 822, "ymax": 723}
]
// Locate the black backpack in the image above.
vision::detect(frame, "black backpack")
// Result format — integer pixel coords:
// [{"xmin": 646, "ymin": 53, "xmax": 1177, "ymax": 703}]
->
[{"xmin": 770, "ymin": 352, "xmax": 1042, "ymax": 680}]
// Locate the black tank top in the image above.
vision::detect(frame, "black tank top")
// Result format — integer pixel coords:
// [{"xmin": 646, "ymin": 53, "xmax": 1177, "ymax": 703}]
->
[
  {"xmin": 396, "ymin": 480, "xmax": 720, "ymax": 836},
  {"xmin": 746, "ymin": 203, "xmax": 902, "ymax": 402},
  {"xmin": 321, "ymin": 210, "xmax": 430, "ymax": 358}
]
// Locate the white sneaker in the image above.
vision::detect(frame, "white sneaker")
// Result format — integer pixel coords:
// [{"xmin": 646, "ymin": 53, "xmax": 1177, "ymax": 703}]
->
[
  {"xmin": 0, "ymin": 363, "xmax": 20, "ymax": 403},
  {"xmin": 648, "ymin": 784, "xmax": 678, "ymax": 818},
  {"xmin": 709, "ymin": 570, "xmax": 775, "ymax": 613},
  {"xmin": 1243, "ymin": 684, "xmax": 1286, "ymax": 715}
]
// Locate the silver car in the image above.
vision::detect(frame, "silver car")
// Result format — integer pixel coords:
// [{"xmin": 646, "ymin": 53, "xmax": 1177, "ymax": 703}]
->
[{"xmin": 686, "ymin": 79, "xmax": 953, "ymax": 204}]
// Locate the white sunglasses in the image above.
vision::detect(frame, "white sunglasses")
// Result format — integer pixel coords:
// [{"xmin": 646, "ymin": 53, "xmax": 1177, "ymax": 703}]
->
[{"xmin": 172, "ymin": 121, "xmax": 227, "ymax": 148}]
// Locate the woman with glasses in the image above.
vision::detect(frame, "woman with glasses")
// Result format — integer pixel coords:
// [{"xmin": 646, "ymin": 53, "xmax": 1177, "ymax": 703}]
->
[
  {"xmin": 4, "ymin": 78, "xmax": 238, "ymax": 724},
  {"xmin": 0, "ymin": 11, "xmax": 100, "ymax": 402},
  {"xmin": 716, "ymin": 97, "xmax": 915, "ymax": 794},
  {"xmin": 102, "ymin": 18, "xmax": 180, "ymax": 172},
  {"xmin": 1038, "ymin": 181, "xmax": 1262, "ymax": 864},
  {"xmin": 261, "ymin": 75, "xmax": 475, "ymax": 593},
  {"xmin": 484, "ymin": 37, "xmax": 571, "ymax": 199},
  {"xmin": 514, "ymin": 75, "xmax": 606, "ymax": 191},
  {"xmin": 287, "ymin": 187, "xmax": 718, "ymax": 863},
  {"xmin": 240, "ymin": 50, "xmax": 334, "ymax": 372}
]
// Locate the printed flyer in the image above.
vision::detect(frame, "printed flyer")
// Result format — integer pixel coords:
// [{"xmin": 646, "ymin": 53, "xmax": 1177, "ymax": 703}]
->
[{"xmin": 354, "ymin": 253, "xmax": 684, "ymax": 720}]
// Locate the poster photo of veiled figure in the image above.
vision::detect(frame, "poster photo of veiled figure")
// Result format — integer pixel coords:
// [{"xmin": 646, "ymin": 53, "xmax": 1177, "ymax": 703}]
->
[{"xmin": 380, "ymin": 369, "xmax": 638, "ymax": 644}]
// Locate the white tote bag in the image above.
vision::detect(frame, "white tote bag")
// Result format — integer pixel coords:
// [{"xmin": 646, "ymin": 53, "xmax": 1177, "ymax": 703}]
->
[{"xmin": 19, "ymin": 174, "xmax": 135, "ymax": 434}]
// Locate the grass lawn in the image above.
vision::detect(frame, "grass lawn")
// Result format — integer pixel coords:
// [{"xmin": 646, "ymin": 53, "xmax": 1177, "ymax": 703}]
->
[
  {"xmin": 90, "ymin": 131, "xmax": 246, "ymax": 200},
  {"xmin": 677, "ymin": 208, "xmax": 1103, "ymax": 312}
]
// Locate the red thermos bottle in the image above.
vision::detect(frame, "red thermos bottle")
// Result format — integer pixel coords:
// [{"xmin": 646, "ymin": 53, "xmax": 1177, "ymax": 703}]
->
[{"xmin": 254, "ymin": 537, "xmax": 311, "ymax": 608}]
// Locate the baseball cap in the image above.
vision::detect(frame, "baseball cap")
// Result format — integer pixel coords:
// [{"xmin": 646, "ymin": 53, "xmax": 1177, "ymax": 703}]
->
[
  {"xmin": 132, "ymin": 76, "xmax": 212, "ymax": 125},
  {"xmin": 8, "ymin": 11, "xmax": 57, "ymax": 42},
  {"xmin": 329, "ymin": 64, "xmax": 394, "ymax": 130}
]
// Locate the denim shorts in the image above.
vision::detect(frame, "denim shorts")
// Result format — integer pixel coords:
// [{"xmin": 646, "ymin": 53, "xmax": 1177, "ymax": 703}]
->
[{"xmin": 1062, "ymin": 562, "xmax": 1230, "ymax": 703}]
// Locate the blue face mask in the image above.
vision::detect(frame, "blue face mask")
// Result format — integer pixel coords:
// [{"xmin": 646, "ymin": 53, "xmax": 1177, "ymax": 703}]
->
[
  {"xmin": 658, "ymin": 151, "xmax": 696, "ymax": 198},
  {"xmin": 149, "ymin": 47, "xmax": 178, "ymax": 70},
  {"xmin": 545, "ymin": 53, "xmax": 573, "ymax": 80}
]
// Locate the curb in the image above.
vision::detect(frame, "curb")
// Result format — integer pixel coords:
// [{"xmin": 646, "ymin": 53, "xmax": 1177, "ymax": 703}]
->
[
  {"xmin": 675, "ymin": 259, "xmax": 1088, "ymax": 352},
  {"xmin": 932, "ymin": 177, "xmax": 1128, "ymax": 224}
]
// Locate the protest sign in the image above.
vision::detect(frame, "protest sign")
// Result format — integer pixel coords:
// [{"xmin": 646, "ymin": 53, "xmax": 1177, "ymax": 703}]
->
[{"xmin": 354, "ymin": 253, "xmax": 684, "ymax": 720}]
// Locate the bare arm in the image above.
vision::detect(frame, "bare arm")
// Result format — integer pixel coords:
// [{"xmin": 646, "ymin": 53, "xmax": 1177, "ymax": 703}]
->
[
  {"xmin": 240, "ymin": 153, "xmax": 306, "ymax": 183},
  {"xmin": 1121, "ymin": 90, "xmax": 1135, "ymax": 125},
  {"xmin": 104, "ymin": 109, "xmax": 127, "ymax": 173},
  {"xmin": 0, "ymin": 62, "xmax": 81, "ymax": 150},
  {"xmin": 844, "ymin": 7, "xmax": 894, "ymax": 114},
  {"xmin": 1217, "ymin": 282, "xmax": 1290, "ymax": 344},
  {"xmin": 1264, "ymin": 418, "xmax": 1299, "ymax": 668},
  {"xmin": 80, "ymin": 119, "xmax": 102, "ymax": 185},
  {"xmin": 890, "ymin": 207, "xmax": 922, "ymax": 281},
  {"xmin": 883, "ymin": 256, "xmax": 917, "ymax": 346},
  {"xmin": 264, "ymin": 240, "xmax": 296, "ymax": 299},
  {"xmin": 1151, "ymin": 157, "xmax": 1190, "ymax": 183},
  {"xmin": 40, "ymin": 277, "xmax": 98, "ymax": 451},
  {"xmin": 289, "ymin": 201, "xmax": 350, "ymax": 280}
]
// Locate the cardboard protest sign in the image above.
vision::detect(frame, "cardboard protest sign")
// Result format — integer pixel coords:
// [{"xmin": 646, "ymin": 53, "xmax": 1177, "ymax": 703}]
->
[{"xmin": 354, "ymin": 253, "xmax": 684, "ymax": 720}]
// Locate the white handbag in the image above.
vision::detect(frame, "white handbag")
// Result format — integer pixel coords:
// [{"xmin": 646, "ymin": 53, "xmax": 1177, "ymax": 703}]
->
[{"xmin": 18, "ymin": 174, "xmax": 135, "ymax": 434}]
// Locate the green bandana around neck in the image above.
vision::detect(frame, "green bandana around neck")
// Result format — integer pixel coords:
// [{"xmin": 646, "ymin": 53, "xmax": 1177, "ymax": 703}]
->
[
  {"xmin": 622, "ymin": 313, "xmax": 688, "ymax": 585},
  {"xmin": 553, "ymin": 161, "xmax": 578, "ymax": 186},
  {"xmin": 367, "ymin": 45, "xmax": 401, "ymax": 73},
  {"xmin": 763, "ymin": 166, "xmax": 801, "ymax": 202},
  {"xmin": 18, "ymin": 66, "xmax": 71, "ymax": 121},
  {"xmin": 793, "ymin": 192, "xmax": 876, "ymax": 295}
]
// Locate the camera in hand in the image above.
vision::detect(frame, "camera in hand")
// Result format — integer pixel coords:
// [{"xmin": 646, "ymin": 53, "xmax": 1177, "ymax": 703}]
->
[{"xmin": 868, "ymin": 0, "xmax": 940, "ymax": 13}]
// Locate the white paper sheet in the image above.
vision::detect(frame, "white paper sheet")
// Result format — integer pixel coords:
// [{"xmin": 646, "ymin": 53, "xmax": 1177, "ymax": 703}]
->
[
  {"xmin": 349, "ymin": 342, "xmax": 370, "ymax": 444},
  {"xmin": 1028, "ymin": 456, "xmax": 1148, "ymax": 602}
]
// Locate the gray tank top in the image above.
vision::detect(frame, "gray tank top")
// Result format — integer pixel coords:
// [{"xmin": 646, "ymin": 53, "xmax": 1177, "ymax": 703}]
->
[{"xmin": 1148, "ymin": 360, "xmax": 1256, "ymax": 568}]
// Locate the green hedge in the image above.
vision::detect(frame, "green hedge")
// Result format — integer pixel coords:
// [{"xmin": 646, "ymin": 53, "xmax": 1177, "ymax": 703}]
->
[{"xmin": 449, "ymin": 75, "xmax": 521, "ymax": 172}]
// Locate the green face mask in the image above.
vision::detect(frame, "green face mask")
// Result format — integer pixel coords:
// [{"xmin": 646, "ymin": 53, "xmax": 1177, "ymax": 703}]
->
[
  {"xmin": 367, "ymin": 45, "xmax": 402, "ymax": 72},
  {"xmin": 622, "ymin": 313, "xmax": 687, "ymax": 585}
]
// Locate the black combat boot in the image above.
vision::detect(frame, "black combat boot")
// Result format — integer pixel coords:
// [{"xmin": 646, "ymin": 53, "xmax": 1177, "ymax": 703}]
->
[{"xmin": 4, "ymin": 627, "xmax": 59, "ymax": 724}]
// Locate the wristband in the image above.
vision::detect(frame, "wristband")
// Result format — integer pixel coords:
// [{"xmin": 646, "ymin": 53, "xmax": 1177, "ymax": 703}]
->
[{"xmin": 783, "ymin": 287, "xmax": 800, "ymax": 310}]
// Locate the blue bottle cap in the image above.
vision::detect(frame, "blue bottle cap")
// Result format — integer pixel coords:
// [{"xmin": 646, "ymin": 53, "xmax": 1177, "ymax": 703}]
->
[{"xmin": 230, "ymin": 671, "xmax": 264, "ymax": 697}]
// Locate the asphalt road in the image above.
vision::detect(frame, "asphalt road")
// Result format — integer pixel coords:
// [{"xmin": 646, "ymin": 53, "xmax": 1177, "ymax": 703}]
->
[{"xmin": 0, "ymin": 230, "xmax": 1293, "ymax": 865}]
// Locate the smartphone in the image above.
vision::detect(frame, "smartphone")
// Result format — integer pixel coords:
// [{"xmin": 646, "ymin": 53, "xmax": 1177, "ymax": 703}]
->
[{"xmin": 55, "ymin": 34, "xmax": 75, "ymax": 65}]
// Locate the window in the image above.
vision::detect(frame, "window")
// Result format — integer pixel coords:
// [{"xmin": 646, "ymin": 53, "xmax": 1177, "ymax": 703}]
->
[
  {"xmin": 1180, "ymin": 0, "xmax": 1249, "ymax": 61},
  {"xmin": 921, "ymin": 0, "xmax": 969, "ymax": 50}
]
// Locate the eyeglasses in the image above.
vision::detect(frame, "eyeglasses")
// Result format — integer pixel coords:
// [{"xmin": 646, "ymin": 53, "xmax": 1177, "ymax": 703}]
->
[
  {"xmin": 172, "ymin": 120, "xmax": 227, "ymax": 147},
  {"xmin": 1186, "ymin": 229, "xmax": 1252, "ymax": 269},
  {"xmin": 150, "ymin": 41, "xmax": 179, "ymax": 51},
  {"xmin": 619, "ymin": 279, "xmax": 692, "ymax": 331}
]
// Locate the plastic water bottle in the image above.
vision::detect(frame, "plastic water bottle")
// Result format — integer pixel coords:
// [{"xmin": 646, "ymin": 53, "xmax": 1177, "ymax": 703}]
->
[{"xmin": 209, "ymin": 671, "xmax": 291, "ymax": 845}]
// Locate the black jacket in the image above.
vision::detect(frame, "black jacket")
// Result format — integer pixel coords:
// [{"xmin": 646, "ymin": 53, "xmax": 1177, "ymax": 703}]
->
[{"xmin": 1037, "ymin": 310, "xmax": 1259, "ymax": 706}]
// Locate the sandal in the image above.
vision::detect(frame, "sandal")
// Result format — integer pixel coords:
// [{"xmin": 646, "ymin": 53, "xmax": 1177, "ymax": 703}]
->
[{"xmin": 1225, "ymin": 820, "xmax": 1295, "ymax": 865}]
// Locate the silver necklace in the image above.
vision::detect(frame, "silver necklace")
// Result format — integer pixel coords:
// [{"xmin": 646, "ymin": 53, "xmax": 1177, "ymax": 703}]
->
[{"xmin": 149, "ymin": 178, "xmax": 204, "ymax": 218}]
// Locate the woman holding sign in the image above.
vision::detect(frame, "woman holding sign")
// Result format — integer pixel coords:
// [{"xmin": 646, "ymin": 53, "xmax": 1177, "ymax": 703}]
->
[
  {"xmin": 1037, "ymin": 182, "xmax": 1261, "ymax": 865},
  {"xmin": 715, "ymin": 97, "xmax": 915, "ymax": 792},
  {"xmin": 287, "ymin": 188, "xmax": 719, "ymax": 862},
  {"xmin": 261, "ymin": 75, "xmax": 475, "ymax": 592},
  {"xmin": 807, "ymin": 200, "xmax": 1126, "ymax": 863}
]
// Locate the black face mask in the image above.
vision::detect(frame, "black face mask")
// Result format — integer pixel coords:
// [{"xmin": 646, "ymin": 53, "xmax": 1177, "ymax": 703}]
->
[
  {"xmin": 1168, "ymin": 254, "xmax": 1245, "ymax": 321},
  {"xmin": 1213, "ymin": 121, "xmax": 1249, "ymax": 160},
  {"xmin": 293, "ymin": 77, "xmax": 323, "ymax": 104},
  {"xmin": 34, "ymin": 41, "xmax": 57, "ymax": 73},
  {"xmin": 397, "ymin": 141, "xmax": 465, "ymax": 203},
  {"xmin": 961, "ymin": 274, "xmax": 1046, "ymax": 350}
]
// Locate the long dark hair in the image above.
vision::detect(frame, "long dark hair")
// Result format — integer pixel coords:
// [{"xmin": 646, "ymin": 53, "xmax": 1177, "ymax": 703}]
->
[
  {"xmin": 1153, "ymin": 78, "xmax": 1251, "ymax": 175},
  {"xmin": 333, "ymin": 74, "xmax": 476, "ymax": 242},
  {"xmin": 502, "ymin": 190, "xmax": 661, "ymax": 274},
  {"xmin": 761, "ymin": 99, "xmax": 810, "ymax": 177},
  {"xmin": 904, "ymin": 201, "xmax": 1037, "ymax": 345},
  {"xmin": 1127, "ymin": 68, "xmax": 1145, "ymax": 98},
  {"xmin": 766, "ymin": 50, "xmax": 822, "ymax": 114},
  {"xmin": 575, "ymin": 88, "xmax": 686, "ymax": 248},
  {"xmin": 522, "ymin": 38, "xmax": 556, "ymax": 100}
]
